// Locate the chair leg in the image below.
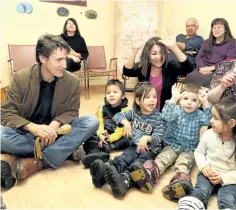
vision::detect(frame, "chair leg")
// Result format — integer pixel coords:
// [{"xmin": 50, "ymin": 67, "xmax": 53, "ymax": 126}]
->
[{"xmin": 87, "ymin": 71, "xmax": 90, "ymax": 100}]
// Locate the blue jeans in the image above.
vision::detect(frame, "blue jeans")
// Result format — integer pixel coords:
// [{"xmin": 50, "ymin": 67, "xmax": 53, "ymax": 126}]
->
[
  {"xmin": 1, "ymin": 115, "xmax": 99, "ymax": 168},
  {"xmin": 192, "ymin": 173, "xmax": 236, "ymax": 209}
]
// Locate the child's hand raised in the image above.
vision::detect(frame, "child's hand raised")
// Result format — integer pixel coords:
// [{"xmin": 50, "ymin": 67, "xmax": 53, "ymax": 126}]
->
[
  {"xmin": 202, "ymin": 166, "xmax": 214, "ymax": 178},
  {"xmin": 136, "ymin": 136, "xmax": 149, "ymax": 153},
  {"xmin": 198, "ymin": 89, "xmax": 210, "ymax": 108},
  {"xmin": 170, "ymin": 83, "xmax": 182, "ymax": 104}
]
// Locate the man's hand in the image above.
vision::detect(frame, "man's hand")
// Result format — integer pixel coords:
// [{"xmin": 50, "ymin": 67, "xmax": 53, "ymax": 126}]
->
[
  {"xmin": 185, "ymin": 50, "xmax": 197, "ymax": 55},
  {"xmin": 202, "ymin": 166, "xmax": 214, "ymax": 178},
  {"xmin": 136, "ymin": 136, "xmax": 149, "ymax": 153},
  {"xmin": 170, "ymin": 83, "xmax": 182, "ymax": 104},
  {"xmin": 199, "ymin": 66, "xmax": 215, "ymax": 75},
  {"xmin": 24, "ymin": 123, "xmax": 57, "ymax": 147},
  {"xmin": 220, "ymin": 72, "xmax": 236, "ymax": 89},
  {"xmin": 209, "ymin": 171, "xmax": 222, "ymax": 185},
  {"xmin": 49, "ymin": 120, "xmax": 61, "ymax": 132}
]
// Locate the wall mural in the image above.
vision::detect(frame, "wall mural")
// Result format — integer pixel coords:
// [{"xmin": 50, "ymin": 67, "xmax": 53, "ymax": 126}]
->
[{"xmin": 39, "ymin": 0, "xmax": 87, "ymax": 7}]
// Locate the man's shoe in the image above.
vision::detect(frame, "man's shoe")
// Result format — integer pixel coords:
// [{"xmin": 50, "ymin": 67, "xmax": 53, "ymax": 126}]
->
[
  {"xmin": 130, "ymin": 160, "xmax": 159, "ymax": 193},
  {"xmin": 90, "ymin": 159, "xmax": 107, "ymax": 188},
  {"xmin": 1, "ymin": 160, "xmax": 16, "ymax": 189},
  {"xmin": 82, "ymin": 152, "xmax": 109, "ymax": 168},
  {"xmin": 16, "ymin": 158, "xmax": 45, "ymax": 180},
  {"xmin": 162, "ymin": 172, "xmax": 193, "ymax": 200},
  {"xmin": 71, "ymin": 145, "xmax": 86, "ymax": 163}
]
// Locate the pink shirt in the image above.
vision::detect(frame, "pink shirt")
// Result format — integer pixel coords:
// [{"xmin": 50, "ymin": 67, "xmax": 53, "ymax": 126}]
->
[{"xmin": 150, "ymin": 72, "xmax": 162, "ymax": 111}]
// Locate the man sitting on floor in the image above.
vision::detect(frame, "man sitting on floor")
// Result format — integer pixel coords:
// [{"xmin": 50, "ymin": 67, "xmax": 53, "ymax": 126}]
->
[{"xmin": 0, "ymin": 34, "xmax": 98, "ymax": 183}]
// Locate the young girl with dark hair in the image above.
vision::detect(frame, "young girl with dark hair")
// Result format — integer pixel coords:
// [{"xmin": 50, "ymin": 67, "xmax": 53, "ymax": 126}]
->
[{"xmin": 177, "ymin": 97, "xmax": 236, "ymax": 209}]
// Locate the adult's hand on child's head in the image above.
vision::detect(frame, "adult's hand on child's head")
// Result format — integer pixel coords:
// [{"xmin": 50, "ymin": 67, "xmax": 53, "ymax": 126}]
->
[
  {"xmin": 209, "ymin": 172, "xmax": 222, "ymax": 185},
  {"xmin": 202, "ymin": 166, "xmax": 214, "ymax": 178},
  {"xmin": 136, "ymin": 136, "xmax": 148, "ymax": 153},
  {"xmin": 221, "ymin": 73, "xmax": 236, "ymax": 88}
]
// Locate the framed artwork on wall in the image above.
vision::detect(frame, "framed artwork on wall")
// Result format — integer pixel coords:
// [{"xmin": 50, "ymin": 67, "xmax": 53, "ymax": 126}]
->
[{"xmin": 39, "ymin": 0, "xmax": 87, "ymax": 7}]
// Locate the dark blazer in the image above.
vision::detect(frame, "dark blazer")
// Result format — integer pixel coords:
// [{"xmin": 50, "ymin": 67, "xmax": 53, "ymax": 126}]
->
[
  {"xmin": 1, "ymin": 64, "xmax": 80, "ymax": 128},
  {"xmin": 123, "ymin": 59, "xmax": 194, "ymax": 110}
]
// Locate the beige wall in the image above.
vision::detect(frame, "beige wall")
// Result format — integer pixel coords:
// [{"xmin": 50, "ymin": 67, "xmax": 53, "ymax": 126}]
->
[
  {"xmin": 160, "ymin": 1, "xmax": 236, "ymax": 40},
  {"xmin": 0, "ymin": 0, "xmax": 115, "ymax": 85},
  {"xmin": 1, "ymin": 1, "xmax": 236, "ymax": 86}
]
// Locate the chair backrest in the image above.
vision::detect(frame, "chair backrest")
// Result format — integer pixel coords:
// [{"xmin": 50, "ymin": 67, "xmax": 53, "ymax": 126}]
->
[
  {"xmin": 87, "ymin": 46, "xmax": 106, "ymax": 69},
  {"xmin": 8, "ymin": 45, "xmax": 37, "ymax": 72}
]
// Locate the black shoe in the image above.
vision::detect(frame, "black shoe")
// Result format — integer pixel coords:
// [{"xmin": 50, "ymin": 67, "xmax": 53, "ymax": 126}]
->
[
  {"xmin": 0, "ymin": 195, "xmax": 6, "ymax": 209},
  {"xmin": 82, "ymin": 152, "xmax": 110, "ymax": 168},
  {"xmin": 1, "ymin": 160, "xmax": 16, "ymax": 189},
  {"xmin": 90, "ymin": 159, "xmax": 107, "ymax": 188},
  {"xmin": 104, "ymin": 165, "xmax": 132, "ymax": 197}
]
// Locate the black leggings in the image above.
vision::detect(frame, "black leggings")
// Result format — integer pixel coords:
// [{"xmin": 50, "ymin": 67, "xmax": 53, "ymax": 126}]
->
[{"xmin": 66, "ymin": 58, "xmax": 81, "ymax": 72}]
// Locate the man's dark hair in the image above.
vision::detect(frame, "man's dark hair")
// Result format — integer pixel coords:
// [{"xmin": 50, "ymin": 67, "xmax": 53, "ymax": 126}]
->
[{"xmin": 36, "ymin": 34, "xmax": 70, "ymax": 64}]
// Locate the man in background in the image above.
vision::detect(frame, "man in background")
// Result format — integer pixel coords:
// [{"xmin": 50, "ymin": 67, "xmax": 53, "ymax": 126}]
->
[{"xmin": 168, "ymin": 18, "xmax": 204, "ymax": 67}]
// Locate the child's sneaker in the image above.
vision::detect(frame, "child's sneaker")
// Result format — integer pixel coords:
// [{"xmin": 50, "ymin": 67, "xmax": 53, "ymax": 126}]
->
[
  {"xmin": 82, "ymin": 151, "xmax": 109, "ymax": 168},
  {"xmin": 90, "ymin": 159, "xmax": 107, "ymax": 188},
  {"xmin": 130, "ymin": 160, "xmax": 159, "ymax": 193},
  {"xmin": 1, "ymin": 160, "xmax": 16, "ymax": 189},
  {"xmin": 162, "ymin": 172, "xmax": 193, "ymax": 200},
  {"xmin": 104, "ymin": 165, "xmax": 135, "ymax": 197},
  {"xmin": 177, "ymin": 196, "xmax": 205, "ymax": 210}
]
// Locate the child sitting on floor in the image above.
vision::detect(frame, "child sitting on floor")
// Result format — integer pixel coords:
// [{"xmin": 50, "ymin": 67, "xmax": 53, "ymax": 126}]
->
[
  {"xmin": 177, "ymin": 97, "xmax": 236, "ymax": 210},
  {"xmin": 82, "ymin": 79, "xmax": 130, "ymax": 168},
  {"xmin": 89, "ymin": 82, "xmax": 166, "ymax": 197},
  {"xmin": 129, "ymin": 83, "xmax": 212, "ymax": 200}
]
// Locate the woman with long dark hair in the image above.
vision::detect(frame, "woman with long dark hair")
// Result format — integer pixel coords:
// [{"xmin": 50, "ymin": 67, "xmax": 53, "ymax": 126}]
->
[
  {"xmin": 61, "ymin": 18, "xmax": 89, "ymax": 72},
  {"xmin": 185, "ymin": 18, "xmax": 236, "ymax": 87},
  {"xmin": 123, "ymin": 36, "xmax": 194, "ymax": 111}
]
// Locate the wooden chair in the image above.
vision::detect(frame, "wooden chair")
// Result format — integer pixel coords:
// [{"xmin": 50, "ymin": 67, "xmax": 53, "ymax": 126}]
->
[
  {"xmin": 86, "ymin": 46, "xmax": 118, "ymax": 99},
  {"xmin": 72, "ymin": 59, "xmax": 89, "ymax": 100},
  {"xmin": 7, "ymin": 45, "xmax": 37, "ymax": 73}
]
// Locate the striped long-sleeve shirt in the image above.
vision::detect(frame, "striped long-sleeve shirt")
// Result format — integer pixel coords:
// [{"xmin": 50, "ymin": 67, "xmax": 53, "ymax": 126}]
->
[{"xmin": 113, "ymin": 109, "xmax": 166, "ymax": 153}]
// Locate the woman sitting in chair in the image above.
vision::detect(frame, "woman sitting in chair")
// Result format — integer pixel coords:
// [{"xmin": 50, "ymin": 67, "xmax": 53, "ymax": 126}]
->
[
  {"xmin": 61, "ymin": 18, "xmax": 89, "ymax": 72},
  {"xmin": 185, "ymin": 18, "xmax": 236, "ymax": 87}
]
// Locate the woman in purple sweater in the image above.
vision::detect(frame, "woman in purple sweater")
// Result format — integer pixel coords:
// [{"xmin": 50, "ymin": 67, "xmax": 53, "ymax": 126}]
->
[{"xmin": 185, "ymin": 18, "xmax": 236, "ymax": 87}]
